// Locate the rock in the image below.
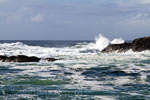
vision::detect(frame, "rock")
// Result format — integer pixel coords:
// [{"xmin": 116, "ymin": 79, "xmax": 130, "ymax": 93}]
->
[
  {"xmin": 4, "ymin": 56, "xmax": 17, "ymax": 62},
  {"xmin": 132, "ymin": 37, "xmax": 150, "ymax": 52},
  {"xmin": 4, "ymin": 55, "xmax": 40, "ymax": 62},
  {"xmin": 0, "ymin": 56, "xmax": 7, "ymax": 62},
  {"xmin": 0, "ymin": 55, "xmax": 58, "ymax": 62},
  {"xmin": 43, "ymin": 58, "xmax": 58, "ymax": 62},
  {"xmin": 102, "ymin": 42, "xmax": 131, "ymax": 53},
  {"xmin": 102, "ymin": 37, "xmax": 150, "ymax": 53}
]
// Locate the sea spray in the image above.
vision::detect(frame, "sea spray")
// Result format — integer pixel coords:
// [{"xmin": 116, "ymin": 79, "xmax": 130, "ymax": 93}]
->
[
  {"xmin": 94, "ymin": 34, "xmax": 125, "ymax": 51},
  {"xmin": 111, "ymin": 38, "xmax": 125, "ymax": 44},
  {"xmin": 95, "ymin": 34, "xmax": 110, "ymax": 51},
  {"xmin": 0, "ymin": 35, "xmax": 126, "ymax": 57}
]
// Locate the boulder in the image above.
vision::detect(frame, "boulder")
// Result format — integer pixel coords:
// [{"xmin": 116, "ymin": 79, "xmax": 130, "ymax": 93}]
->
[
  {"xmin": 132, "ymin": 37, "xmax": 150, "ymax": 52},
  {"xmin": 102, "ymin": 43, "xmax": 131, "ymax": 53}
]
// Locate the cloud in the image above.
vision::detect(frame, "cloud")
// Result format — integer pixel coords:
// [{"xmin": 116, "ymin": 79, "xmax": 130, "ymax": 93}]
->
[
  {"xmin": 0, "ymin": 0, "xmax": 150, "ymax": 40},
  {"xmin": 0, "ymin": 0, "xmax": 7, "ymax": 3},
  {"xmin": 6, "ymin": 7, "xmax": 45, "ymax": 23},
  {"xmin": 113, "ymin": 0, "xmax": 150, "ymax": 25},
  {"xmin": 135, "ymin": 0, "xmax": 150, "ymax": 4},
  {"xmin": 30, "ymin": 13, "xmax": 44, "ymax": 22},
  {"xmin": 120, "ymin": 13, "xmax": 150, "ymax": 25},
  {"xmin": 116, "ymin": 0, "xmax": 150, "ymax": 6}
]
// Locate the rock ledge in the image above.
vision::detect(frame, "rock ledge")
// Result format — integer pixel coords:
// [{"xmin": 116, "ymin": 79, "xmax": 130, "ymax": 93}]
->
[{"xmin": 102, "ymin": 37, "xmax": 150, "ymax": 53}]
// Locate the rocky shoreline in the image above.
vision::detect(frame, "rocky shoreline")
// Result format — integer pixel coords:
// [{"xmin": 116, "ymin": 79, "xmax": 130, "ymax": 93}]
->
[
  {"xmin": 0, "ymin": 36, "xmax": 149, "ymax": 62},
  {"xmin": 0, "ymin": 55, "xmax": 57, "ymax": 62},
  {"xmin": 102, "ymin": 37, "xmax": 150, "ymax": 53}
]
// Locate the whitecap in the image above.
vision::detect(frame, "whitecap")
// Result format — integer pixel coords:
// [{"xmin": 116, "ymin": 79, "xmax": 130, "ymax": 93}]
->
[
  {"xmin": 95, "ymin": 33, "xmax": 110, "ymax": 51},
  {"xmin": 111, "ymin": 38, "xmax": 125, "ymax": 44}
]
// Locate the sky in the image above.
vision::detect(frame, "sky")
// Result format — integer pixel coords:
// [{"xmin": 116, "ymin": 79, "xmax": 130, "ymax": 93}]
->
[{"xmin": 0, "ymin": 0, "xmax": 150, "ymax": 40}]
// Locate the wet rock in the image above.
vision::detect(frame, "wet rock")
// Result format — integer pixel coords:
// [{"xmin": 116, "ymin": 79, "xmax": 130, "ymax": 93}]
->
[
  {"xmin": 0, "ymin": 56, "xmax": 7, "ymax": 62},
  {"xmin": 0, "ymin": 55, "xmax": 58, "ymax": 62},
  {"xmin": 132, "ymin": 37, "xmax": 150, "ymax": 52},
  {"xmin": 4, "ymin": 55, "xmax": 40, "ymax": 62},
  {"xmin": 102, "ymin": 37, "xmax": 150, "ymax": 53},
  {"xmin": 102, "ymin": 43, "xmax": 131, "ymax": 53}
]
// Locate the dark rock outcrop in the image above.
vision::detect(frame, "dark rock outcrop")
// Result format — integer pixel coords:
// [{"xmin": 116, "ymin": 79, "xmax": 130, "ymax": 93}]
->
[
  {"xmin": 4, "ymin": 55, "xmax": 40, "ymax": 62},
  {"xmin": 0, "ymin": 56, "xmax": 7, "ymax": 62},
  {"xmin": 132, "ymin": 37, "xmax": 150, "ymax": 52},
  {"xmin": 102, "ymin": 42, "xmax": 131, "ymax": 53},
  {"xmin": 102, "ymin": 37, "xmax": 150, "ymax": 53},
  {"xmin": 0, "ymin": 55, "xmax": 57, "ymax": 62}
]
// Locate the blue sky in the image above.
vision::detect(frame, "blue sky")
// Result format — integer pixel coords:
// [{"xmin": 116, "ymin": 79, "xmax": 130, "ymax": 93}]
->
[{"xmin": 0, "ymin": 0, "xmax": 150, "ymax": 40}]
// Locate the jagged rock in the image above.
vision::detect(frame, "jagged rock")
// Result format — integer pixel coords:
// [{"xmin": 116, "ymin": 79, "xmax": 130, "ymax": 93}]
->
[
  {"xmin": 132, "ymin": 37, "xmax": 150, "ymax": 52},
  {"xmin": 102, "ymin": 43, "xmax": 131, "ymax": 53},
  {"xmin": 0, "ymin": 55, "xmax": 57, "ymax": 62},
  {"xmin": 102, "ymin": 37, "xmax": 150, "ymax": 53}
]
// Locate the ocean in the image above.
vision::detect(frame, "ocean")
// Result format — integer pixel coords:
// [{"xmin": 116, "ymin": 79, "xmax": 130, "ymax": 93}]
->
[{"xmin": 0, "ymin": 35, "xmax": 150, "ymax": 100}]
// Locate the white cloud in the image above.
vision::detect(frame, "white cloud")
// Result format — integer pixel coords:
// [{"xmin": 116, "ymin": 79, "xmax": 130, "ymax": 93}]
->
[
  {"xmin": 30, "ymin": 13, "xmax": 44, "ymax": 22},
  {"xmin": 6, "ymin": 7, "xmax": 45, "ymax": 23},
  {"xmin": 114, "ymin": 0, "xmax": 150, "ymax": 26},
  {"xmin": 116, "ymin": 0, "xmax": 150, "ymax": 6},
  {"xmin": 136, "ymin": 0, "xmax": 150, "ymax": 4},
  {"xmin": 118, "ymin": 13, "xmax": 150, "ymax": 26}
]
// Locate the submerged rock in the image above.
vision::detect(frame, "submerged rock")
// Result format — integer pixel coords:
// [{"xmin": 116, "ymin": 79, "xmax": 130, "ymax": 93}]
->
[
  {"xmin": 102, "ymin": 37, "xmax": 150, "ymax": 53},
  {"xmin": 0, "ymin": 55, "xmax": 57, "ymax": 62}
]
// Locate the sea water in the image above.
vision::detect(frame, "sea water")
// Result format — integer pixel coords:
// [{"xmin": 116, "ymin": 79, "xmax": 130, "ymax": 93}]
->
[{"xmin": 0, "ymin": 34, "xmax": 150, "ymax": 100}]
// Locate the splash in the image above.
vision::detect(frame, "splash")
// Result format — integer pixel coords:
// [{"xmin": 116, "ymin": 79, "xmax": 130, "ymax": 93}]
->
[
  {"xmin": 95, "ymin": 34, "xmax": 110, "ymax": 51},
  {"xmin": 94, "ymin": 34, "xmax": 126, "ymax": 51},
  {"xmin": 111, "ymin": 38, "xmax": 125, "ymax": 44}
]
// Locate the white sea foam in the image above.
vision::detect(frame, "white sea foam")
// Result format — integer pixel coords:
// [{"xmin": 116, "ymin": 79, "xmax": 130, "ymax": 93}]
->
[
  {"xmin": 0, "ymin": 34, "xmax": 150, "ymax": 99},
  {"xmin": 0, "ymin": 42, "xmax": 91, "ymax": 58},
  {"xmin": 94, "ymin": 96, "xmax": 116, "ymax": 100},
  {"xmin": 0, "ymin": 33, "xmax": 148, "ymax": 58},
  {"xmin": 111, "ymin": 38, "xmax": 125, "ymax": 44},
  {"xmin": 94, "ymin": 33, "xmax": 125, "ymax": 51},
  {"xmin": 2, "ymin": 33, "xmax": 150, "ymax": 57},
  {"xmin": 95, "ymin": 34, "xmax": 110, "ymax": 51}
]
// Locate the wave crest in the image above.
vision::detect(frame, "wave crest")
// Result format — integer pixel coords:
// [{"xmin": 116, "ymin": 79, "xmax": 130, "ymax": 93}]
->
[
  {"xmin": 95, "ymin": 34, "xmax": 110, "ymax": 51},
  {"xmin": 94, "ymin": 33, "xmax": 125, "ymax": 51}
]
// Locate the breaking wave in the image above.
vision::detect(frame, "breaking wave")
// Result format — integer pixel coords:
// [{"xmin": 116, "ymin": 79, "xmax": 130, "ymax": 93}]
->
[
  {"xmin": 94, "ymin": 33, "xmax": 125, "ymax": 51},
  {"xmin": 0, "ymin": 34, "xmax": 150, "ymax": 100},
  {"xmin": 0, "ymin": 33, "xmax": 148, "ymax": 57},
  {"xmin": 95, "ymin": 34, "xmax": 110, "ymax": 51}
]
